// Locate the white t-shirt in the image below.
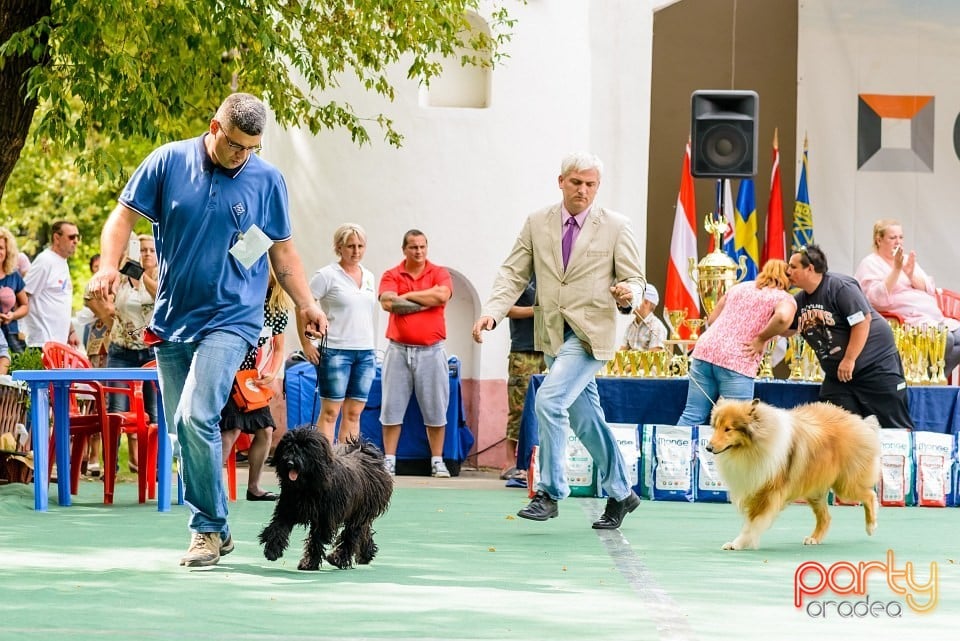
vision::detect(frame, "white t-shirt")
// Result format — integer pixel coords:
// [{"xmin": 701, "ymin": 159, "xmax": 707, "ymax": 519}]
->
[
  {"xmin": 23, "ymin": 248, "xmax": 73, "ymax": 347},
  {"xmin": 310, "ymin": 262, "xmax": 377, "ymax": 350}
]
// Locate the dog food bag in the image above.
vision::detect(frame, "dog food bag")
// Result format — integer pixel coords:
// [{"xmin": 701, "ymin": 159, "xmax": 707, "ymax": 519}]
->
[
  {"xmin": 639, "ymin": 424, "xmax": 655, "ymax": 499},
  {"xmin": 651, "ymin": 425, "xmax": 695, "ymax": 502},
  {"xmin": 694, "ymin": 425, "xmax": 729, "ymax": 503},
  {"xmin": 880, "ymin": 455, "xmax": 908, "ymax": 507},
  {"xmin": 597, "ymin": 423, "xmax": 640, "ymax": 498},
  {"xmin": 879, "ymin": 429, "xmax": 914, "ymax": 507},
  {"xmin": 565, "ymin": 429, "xmax": 597, "ymax": 497},
  {"xmin": 917, "ymin": 455, "xmax": 947, "ymax": 508},
  {"xmin": 913, "ymin": 431, "xmax": 957, "ymax": 507}
]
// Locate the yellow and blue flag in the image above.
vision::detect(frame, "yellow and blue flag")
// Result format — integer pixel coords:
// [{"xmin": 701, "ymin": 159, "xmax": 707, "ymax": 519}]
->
[
  {"xmin": 791, "ymin": 138, "xmax": 814, "ymax": 251},
  {"xmin": 734, "ymin": 178, "xmax": 759, "ymax": 280}
]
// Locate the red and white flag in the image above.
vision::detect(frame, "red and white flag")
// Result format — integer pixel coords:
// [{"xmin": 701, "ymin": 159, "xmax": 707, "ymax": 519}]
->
[
  {"xmin": 761, "ymin": 128, "xmax": 786, "ymax": 264},
  {"xmin": 663, "ymin": 140, "xmax": 700, "ymax": 336}
]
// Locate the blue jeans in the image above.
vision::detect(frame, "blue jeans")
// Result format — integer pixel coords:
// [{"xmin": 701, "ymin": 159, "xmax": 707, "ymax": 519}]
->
[
  {"xmin": 534, "ymin": 333, "xmax": 631, "ymax": 502},
  {"xmin": 155, "ymin": 331, "xmax": 249, "ymax": 537},
  {"xmin": 676, "ymin": 358, "xmax": 755, "ymax": 427}
]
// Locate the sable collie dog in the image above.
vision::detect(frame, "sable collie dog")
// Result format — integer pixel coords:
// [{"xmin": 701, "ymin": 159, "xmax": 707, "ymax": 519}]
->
[{"xmin": 707, "ymin": 398, "xmax": 881, "ymax": 550}]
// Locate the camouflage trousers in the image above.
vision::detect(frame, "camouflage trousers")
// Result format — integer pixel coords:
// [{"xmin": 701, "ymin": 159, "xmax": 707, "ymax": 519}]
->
[{"xmin": 506, "ymin": 351, "xmax": 546, "ymax": 441}]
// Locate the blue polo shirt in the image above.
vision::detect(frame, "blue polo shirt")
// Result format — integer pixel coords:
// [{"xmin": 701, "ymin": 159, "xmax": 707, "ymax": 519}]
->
[{"xmin": 119, "ymin": 135, "xmax": 291, "ymax": 346}]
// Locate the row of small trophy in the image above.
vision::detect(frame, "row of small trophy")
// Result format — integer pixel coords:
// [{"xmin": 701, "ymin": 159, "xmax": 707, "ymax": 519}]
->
[
  {"xmin": 602, "ymin": 349, "xmax": 677, "ymax": 377},
  {"xmin": 891, "ymin": 323, "xmax": 949, "ymax": 385}
]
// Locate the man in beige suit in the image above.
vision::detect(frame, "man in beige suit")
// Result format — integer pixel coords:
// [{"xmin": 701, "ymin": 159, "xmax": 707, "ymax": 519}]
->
[{"xmin": 472, "ymin": 152, "xmax": 646, "ymax": 529}]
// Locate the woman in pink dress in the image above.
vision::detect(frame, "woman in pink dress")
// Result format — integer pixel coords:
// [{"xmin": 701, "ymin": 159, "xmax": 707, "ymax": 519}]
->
[{"xmin": 854, "ymin": 218, "xmax": 960, "ymax": 375}]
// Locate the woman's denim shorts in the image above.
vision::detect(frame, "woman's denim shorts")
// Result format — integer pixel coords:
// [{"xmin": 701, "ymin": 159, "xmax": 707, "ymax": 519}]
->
[{"xmin": 319, "ymin": 348, "xmax": 377, "ymax": 402}]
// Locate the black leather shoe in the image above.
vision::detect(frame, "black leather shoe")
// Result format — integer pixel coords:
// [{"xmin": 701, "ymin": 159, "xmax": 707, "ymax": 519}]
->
[
  {"xmin": 592, "ymin": 491, "xmax": 640, "ymax": 529},
  {"xmin": 517, "ymin": 491, "xmax": 558, "ymax": 521}
]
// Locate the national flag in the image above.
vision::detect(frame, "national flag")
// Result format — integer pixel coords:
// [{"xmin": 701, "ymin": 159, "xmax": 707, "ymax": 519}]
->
[
  {"xmin": 664, "ymin": 140, "xmax": 700, "ymax": 336},
  {"xmin": 734, "ymin": 178, "xmax": 759, "ymax": 281},
  {"xmin": 792, "ymin": 135, "xmax": 814, "ymax": 251},
  {"xmin": 761, "ymin": 128, "xmax": 786, "ymax": 264}
]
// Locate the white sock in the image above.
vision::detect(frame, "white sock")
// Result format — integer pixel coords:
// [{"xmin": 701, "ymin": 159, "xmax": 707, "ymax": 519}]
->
[
  {"xmin": 385, "ymin": 455, "xmax": 396, "ymax": 464},
  {"xmin": 431, "ymin": 456, "xmax": 443, "ymax": 466}
]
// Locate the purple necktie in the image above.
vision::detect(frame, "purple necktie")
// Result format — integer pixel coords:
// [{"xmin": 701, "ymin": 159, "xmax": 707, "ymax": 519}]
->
[{"xmin": 562, "ymin": 217, "xmax": 578, "ymax": 269}]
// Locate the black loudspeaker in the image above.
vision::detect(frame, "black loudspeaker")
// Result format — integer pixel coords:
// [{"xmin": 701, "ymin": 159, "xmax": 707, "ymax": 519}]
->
[{"xmin": 690, "ymin": 90, "xmax": 759, "ymax": 178}]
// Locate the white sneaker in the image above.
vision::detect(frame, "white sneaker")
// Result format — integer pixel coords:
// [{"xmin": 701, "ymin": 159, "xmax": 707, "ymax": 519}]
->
[
  {"xmin": 431, "ymin": 460, "xmax": 451, "ymax": 478},
  {"xmin": 384, "ymin": 458, "xmax": 396, "ymax": 477}
]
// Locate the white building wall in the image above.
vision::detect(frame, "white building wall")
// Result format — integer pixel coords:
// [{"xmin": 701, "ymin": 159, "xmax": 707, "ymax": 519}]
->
[{"xmin": 265, "ymin": 0, "xmax": 656, "ymax": 387}]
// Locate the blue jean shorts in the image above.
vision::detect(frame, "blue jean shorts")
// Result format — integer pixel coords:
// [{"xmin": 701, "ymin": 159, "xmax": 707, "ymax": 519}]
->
[{"xmin": 319, "ymin": 348, "xmax": 377, "ymax": 402}]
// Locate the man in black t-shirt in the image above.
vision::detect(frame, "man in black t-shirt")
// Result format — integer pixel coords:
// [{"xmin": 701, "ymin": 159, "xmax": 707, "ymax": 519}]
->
[{"xmin": 787, "ymin": 244, "xmax": 913, "ymax": 429}]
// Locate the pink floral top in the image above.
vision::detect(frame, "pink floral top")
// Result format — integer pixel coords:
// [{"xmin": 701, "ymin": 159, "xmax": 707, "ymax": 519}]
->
[{"xmin": 691, "ymin": 281, "xmax": 794, "ymax": 377}]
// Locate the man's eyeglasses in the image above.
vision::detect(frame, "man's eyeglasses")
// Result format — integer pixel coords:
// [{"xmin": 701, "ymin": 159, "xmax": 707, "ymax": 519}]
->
[
  {"xmin": 215, "ymin": 121, "xmax": 262, "ymax": 153},
  {"xmin": 58, "ymin": 232, "xmax": 81, "ymax": 241}
]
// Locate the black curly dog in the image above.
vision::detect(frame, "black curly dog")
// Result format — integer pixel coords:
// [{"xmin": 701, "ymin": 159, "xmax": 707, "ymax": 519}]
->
[{"xmin": 259, "ymin": 428, "xmax": 393, "ymax": 570}]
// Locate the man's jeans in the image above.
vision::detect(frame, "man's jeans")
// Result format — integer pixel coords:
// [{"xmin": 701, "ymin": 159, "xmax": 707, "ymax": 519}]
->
[
  {"xmin": 534, "ymin": 333, "xmax": 632, "ymax": 502},
  {"xmin": 155, "ymin": 331, "xmax": 248, "ymax": 537}
]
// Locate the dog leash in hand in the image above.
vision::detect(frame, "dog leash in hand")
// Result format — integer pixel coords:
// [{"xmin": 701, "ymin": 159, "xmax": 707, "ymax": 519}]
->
[{"xmin": 310, "ymin": 333, "xmax": 327, "ymax": 427}]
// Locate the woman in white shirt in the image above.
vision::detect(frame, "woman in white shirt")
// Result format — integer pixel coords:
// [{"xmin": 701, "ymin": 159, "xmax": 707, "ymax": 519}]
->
[{"xmin": 299, "ymin": 224, "xmax": 378, "ymax": 444}]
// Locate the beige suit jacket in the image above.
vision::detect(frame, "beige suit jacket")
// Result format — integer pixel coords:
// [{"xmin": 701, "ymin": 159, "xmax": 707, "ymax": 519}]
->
[{"xmin": 482, "ymin": 204, "xmax": 646, "ymax": 360}]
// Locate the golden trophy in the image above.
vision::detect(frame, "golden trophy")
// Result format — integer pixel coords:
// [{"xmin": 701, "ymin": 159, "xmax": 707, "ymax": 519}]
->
[
  {"xmin": 688, "ymin": 214, "xmax": 748, "ymax": 316},
  {"xmin": 684, "ymin": 318, "xmax": 705, "ymax": 341},
  {"xmin": 788, "ymin": 334, "xmax": 805, "ymax": 381},
  {"xmin": 626, "ymin": 350, "xmax": 644, "ymax": 377},
  {"xmin": 927, "ymin": 325, "xmax": 948, "ymax": 385},
  {"xmin": 640, "ymin": 350, "xmax": 655, "ymax": 377},
  {"xmin": 666, "ymin": 308, "xmax": 688, "ymax": 341},
  {"xmin": 757, "ymin": 340, "xmax": 775, "ymax": 380}
]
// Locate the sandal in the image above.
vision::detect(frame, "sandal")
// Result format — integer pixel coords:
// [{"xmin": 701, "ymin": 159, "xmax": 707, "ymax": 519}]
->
[{"xmin": 246, "ymin": 490, "xmax": 279, "ymax": 501}]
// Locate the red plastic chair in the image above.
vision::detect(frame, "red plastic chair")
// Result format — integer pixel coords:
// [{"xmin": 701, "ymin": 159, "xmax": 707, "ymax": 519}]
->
[
  {"xmin": 41, "ymin": 342, "xmax": 124, "ymax": 504},
  {"xmin": 109, "ymin": 360, "xmax": 160, "ymax": 503},
  {"xmin": 225, "ymin": 432, "xmax": 252, "ymax": 502},
  {"xmin": 937, "ymin": 288, "xmax": 960, "ymax": 321},
  {"xmin": 878, "ymin": 310, "xmax": 906, "ymax": 327},
  {"xmin": 937, "ymin": 289, "xmax": 960, "ymax": 385}
]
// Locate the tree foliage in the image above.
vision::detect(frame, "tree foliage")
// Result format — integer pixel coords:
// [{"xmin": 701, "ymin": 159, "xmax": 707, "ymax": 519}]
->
[{"xmin": 0, "ymin": 0, "xmax": 517, "ymax": 221}]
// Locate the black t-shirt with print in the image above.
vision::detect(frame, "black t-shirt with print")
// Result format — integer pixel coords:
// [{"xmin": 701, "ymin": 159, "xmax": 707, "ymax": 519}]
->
[{"xmin": 791, "ymin": 272, "xmax": 899, "ymax": 378}]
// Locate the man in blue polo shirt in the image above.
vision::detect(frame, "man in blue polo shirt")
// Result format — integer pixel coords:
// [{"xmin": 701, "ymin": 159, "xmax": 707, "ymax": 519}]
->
[{"xmin": 88, "ymin": 93, "xmax": 327, "ymax": 567}]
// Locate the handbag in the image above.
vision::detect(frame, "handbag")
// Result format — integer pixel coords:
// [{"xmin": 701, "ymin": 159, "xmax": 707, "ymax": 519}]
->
[{"xmin": 231, "ymin": 369, "xmax": 274, "ymax": 412}]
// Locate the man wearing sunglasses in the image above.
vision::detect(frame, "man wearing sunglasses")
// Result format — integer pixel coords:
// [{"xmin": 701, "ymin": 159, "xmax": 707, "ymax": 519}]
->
[
  {"xmin": 90, "ymin": 93, "xmax": 327, "ymax": 568},
  {"xmin": 23, "ymin": 220, "xmax": 81, "ymax": 349}
]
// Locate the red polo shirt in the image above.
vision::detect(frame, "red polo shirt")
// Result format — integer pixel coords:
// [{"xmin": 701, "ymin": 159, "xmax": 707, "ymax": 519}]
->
[{"xmin": 379, "ymin": 259, "xmax": 452, "ymax": 346}]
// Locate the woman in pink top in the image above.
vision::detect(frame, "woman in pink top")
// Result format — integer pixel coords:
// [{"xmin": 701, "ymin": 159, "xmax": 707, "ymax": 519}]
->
[
  {"xmin": 675, "ymin": 259, "xmax": 796, "ymax": 426},
  {"xmin": 854, "ymin": 219, "xmax": 960, "ymax": 374}
]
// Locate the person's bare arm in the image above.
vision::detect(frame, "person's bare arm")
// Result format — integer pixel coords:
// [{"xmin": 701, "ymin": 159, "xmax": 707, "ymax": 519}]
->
[
  {"xmin": 379, "ymin": 291, "xmax": 426, "ymax": 315},
  {"xmin": 88, "ymin": 205, "xmax": 139, "ymax": 300},
  {"xmin": 269, "ymin": 240, "xmax": 328, "ymax": 336},
  {"xmin": 402, "ymin": 285, "xmax": 451, "ymax": 308}
]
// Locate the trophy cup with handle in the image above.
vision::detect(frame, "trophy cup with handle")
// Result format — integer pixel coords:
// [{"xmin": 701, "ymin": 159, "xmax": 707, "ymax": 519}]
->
[
  {"xmin": 666, "ymin": 308, "xmax": 688, "ymax": 341},
  {"xmin": 788, "ymin": 334, "xmax": 805, "ymax": 380},
  {"xmin": 688, "ymin": 213, "xmax": 748, "ymax": 316},
  {"xmin": 684, "ymin": 318, "xmax": 705, "ymax": 341}
]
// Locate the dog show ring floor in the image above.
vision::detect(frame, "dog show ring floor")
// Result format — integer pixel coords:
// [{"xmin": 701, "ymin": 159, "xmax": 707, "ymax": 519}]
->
[{"xmin": 1, "ymin": 466, "xmax": 959, "ymax": 641}]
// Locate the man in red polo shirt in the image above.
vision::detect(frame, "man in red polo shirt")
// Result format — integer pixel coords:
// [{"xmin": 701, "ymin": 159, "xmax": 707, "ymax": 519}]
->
[{"xmin": 378, "ymin": 229, "xmax": 453, "ymax": 478}]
